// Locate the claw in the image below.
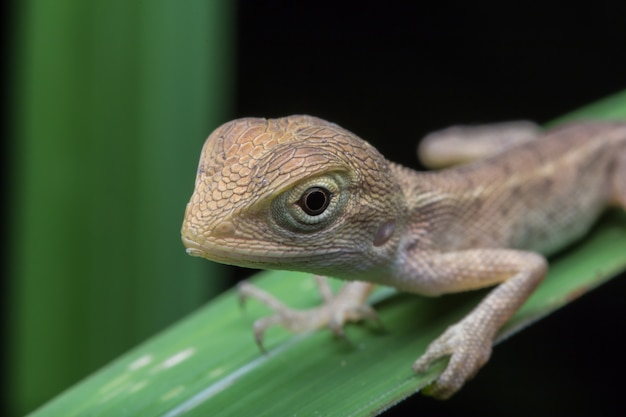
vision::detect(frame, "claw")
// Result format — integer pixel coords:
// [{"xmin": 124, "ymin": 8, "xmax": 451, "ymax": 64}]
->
[{"xmin": 252, "ymin": 316, "xmax": 277, "ymax": 354}]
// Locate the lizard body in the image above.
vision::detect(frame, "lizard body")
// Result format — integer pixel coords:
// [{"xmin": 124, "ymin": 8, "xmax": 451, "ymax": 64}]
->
[{"xmin": 181, "ymin": 115, "xmax": 626, "ymax": 398}]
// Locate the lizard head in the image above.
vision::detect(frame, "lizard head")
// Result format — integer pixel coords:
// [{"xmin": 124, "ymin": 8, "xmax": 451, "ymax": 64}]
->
[{"xmin": 181, "ymin": 115, "xmax": 407, "ymax": 279}]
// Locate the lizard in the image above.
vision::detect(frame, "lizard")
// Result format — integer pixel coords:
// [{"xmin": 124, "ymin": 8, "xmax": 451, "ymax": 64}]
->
[{"xmin": 181, "ymin": 115, "xmax": 626, "ymax": 399}]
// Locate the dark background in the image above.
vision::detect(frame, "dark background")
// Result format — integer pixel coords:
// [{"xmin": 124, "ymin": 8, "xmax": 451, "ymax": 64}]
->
[{"xmin": 234, "ymin": 2, "xmax": 626, "ymax": 416}]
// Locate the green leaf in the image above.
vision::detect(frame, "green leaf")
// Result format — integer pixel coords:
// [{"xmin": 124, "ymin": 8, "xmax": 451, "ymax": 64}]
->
[{"xmin": 29, "ymin": 91, "xmax": 626, "ymax": 416}]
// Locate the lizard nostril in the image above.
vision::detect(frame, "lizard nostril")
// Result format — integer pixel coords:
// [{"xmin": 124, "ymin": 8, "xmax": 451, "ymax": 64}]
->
[{"xmin": 212, "ymin": 220, "xmax": 236, "ymax": 237}]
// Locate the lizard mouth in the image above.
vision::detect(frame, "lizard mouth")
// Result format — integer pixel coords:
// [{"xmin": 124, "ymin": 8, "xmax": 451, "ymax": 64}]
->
[
  {"xmin": 180, "ymin": 235, "xmax": 251, "ymax": 264},
  {"xmin": 182, "ymin": 234, "xmax": 299, "ymax": 267},
  {"xmin": 181, "ymin": 232, "xmax": 348, "ymax": 271},
  {"xmin": 181, "ymin": 234, "xmax": 209, "ymax": 257}
]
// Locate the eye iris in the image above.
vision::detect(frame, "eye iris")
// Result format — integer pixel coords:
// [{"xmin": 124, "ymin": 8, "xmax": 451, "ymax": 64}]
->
[{"xmin": 298, "ymin": 187, "xmax": 331, "ymax": 216}]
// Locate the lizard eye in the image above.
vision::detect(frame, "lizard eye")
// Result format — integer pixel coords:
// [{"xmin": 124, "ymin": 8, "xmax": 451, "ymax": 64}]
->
[
  {"xmin": 270, "ymin": 173, "xmax": 350, "ymax": 232},
  {"xmin": 296, "ymin": 187, "xmax": 332, "ymax": 216}
]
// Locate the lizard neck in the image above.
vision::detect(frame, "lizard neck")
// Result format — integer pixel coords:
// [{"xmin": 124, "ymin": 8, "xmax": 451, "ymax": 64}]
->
[{"xmin": 389, "ymin": 163, "xmax": 465, "ymax": 250}]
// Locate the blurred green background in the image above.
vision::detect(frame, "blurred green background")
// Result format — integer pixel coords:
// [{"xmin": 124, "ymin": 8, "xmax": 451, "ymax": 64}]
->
[
  {"xmin": 5, "ymin": 1, "xmax": 626, "ymax": 416},
  {"xmin": 7, "ymin": 2, "xmax": 234, "ymax": 415}
]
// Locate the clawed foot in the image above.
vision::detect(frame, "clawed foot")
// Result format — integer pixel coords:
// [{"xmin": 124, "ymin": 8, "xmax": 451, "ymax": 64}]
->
[
  {"xmin": 412, "ymin": 321, "xmax": 493, "ymax": 399},
  {"xmin": 238, "ymin": 278, "xmax": 378, "ymax": 351}
]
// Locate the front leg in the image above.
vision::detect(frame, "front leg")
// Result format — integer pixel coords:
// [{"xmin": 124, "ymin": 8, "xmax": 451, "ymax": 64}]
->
[
  {"xmin": 398, "ymin": 249, "xmax": 548, "ymax": 399},
  {"xmin": 239, "ymin": 279, "xmax": 377, "ymax": 350}
]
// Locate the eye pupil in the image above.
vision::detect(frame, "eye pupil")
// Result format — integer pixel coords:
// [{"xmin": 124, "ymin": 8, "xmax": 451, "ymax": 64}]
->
[{"xmin": 297, "ymin": 187, "xmax": 331, "ymax": 216}]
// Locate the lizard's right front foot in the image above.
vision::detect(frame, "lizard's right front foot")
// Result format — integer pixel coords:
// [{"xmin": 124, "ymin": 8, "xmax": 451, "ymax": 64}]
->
[
  {"xmin": 238, "ymin": 278, "xmax": 377, "ymax": 351},
  {"xmin": 412, "ymin": 319, "xmax": 493, "ymax": 399}
]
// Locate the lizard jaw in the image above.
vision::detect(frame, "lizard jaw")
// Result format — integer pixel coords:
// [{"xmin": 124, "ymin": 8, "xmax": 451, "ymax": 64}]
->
[
  {"xmin": 181, "ymin": 233, "xmax": 349, "ymax": 271},
  {"xmin": 181, "ymin": 234, "xmax": 256, "ymax": 265}
]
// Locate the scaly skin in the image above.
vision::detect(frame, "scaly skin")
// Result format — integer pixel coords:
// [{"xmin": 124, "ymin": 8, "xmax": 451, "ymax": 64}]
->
[{"xmin": 181, "ymin": 115, "xmax": 626, "ymax": 399}]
